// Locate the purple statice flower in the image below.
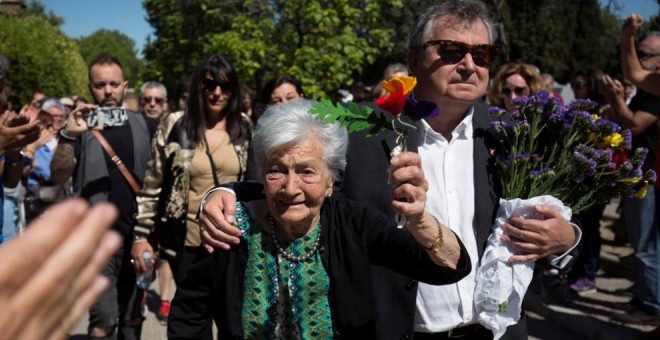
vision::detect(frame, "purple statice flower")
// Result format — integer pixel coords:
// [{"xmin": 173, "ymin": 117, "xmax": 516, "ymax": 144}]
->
[
  {"xmin": 530, "ymin": 168, "xmax": 556, "ymax": 179},
  {"xmin": 632, "ymin": 167, "xmax": 644, "ymax": 178},
  {"xmin": 573, "ymin": 151, "xmax": 597, "ymax": 180},
  {"xmin": 574, "ymin": 110, "xmax": 597, "ymax": 130},
  {"xmin": 510, "ymin": 96, "xmax": 529, "ymax": 108},
  {"xmin": 512, "ymin": 120, "xmax": 530, "ymax": 134},
  {"xmin": 514, "ymin": 153, "xmax": 531, "ymax": 162},
  {"xmin": 621, "ymin": 129, "xmax": 632, "ymax": 150},
  {"xmin": 617, "ymin": 160, "xmax": 634, "ymax": 177},
  {"xmin": 631, "ymin": 147, "xmax": 649, "ymax": 165},
  {"xmin": 575, "ymin": 144, "xmax": 602, "ymax": 160},
  {"xmin": 645, "ymin": 169, "xmax": 657, "ymax": 183},
  {"xmin": 568, "ymin": 98, "xmax": 598, "ymax": 112},
  {"xmin": 404, "ymin": 94, "xmax": 440, "ymax": 120},
  {"xmin": 596, "ymin": 119, "xmax": 621, "ymax": 134},
  {"xmin": 489, "ymin": 121, "xmax": 510, "ymax": 136},
  {"xmin": 599, "ymin": 148, "xmax": 613, "ymax": 163},
  {"xmin": 488, "ymin": 106, "xmax": 507, "ymax": 118}
]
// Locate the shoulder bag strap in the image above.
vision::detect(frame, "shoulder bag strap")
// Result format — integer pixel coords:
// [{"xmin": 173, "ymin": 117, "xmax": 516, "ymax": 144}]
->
[{"xmin": 90, "ymin": 130, "xmax": 141, "ymax": 194}]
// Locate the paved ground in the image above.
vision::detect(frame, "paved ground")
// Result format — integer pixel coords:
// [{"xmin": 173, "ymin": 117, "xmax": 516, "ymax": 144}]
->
[{"xmin": 70, "ymin": 199, "xmax": 658, "ymax": 339}]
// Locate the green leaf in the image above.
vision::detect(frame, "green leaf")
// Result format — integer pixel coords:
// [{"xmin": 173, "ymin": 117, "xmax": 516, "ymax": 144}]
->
[{"xmin": 310, "ymin": 99, "xmax": 392, "ymax": 137}]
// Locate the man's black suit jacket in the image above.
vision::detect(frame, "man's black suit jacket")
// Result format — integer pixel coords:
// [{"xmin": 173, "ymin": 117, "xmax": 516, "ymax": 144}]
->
[{"xmin": 340, "ymin": 101, "xmax": 529, "ymax": 340}]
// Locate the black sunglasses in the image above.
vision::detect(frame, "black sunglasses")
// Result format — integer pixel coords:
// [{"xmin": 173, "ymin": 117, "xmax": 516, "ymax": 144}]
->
[
  {"xmin": 637, "ymin": 50, "xmax": 660, "ymax": 60},
  {"xmin": 142, "ymin": 96, "xmax": 165, "ymax": 104},
  {"xmin": 414, "ymin": 40, "xmax": 500, "ymax": 67},
  {"xmin": 202, "ymin": 78, "xmax": 231, "ymax": 92},
  {"xmin": 502, "ymin": 86, "xmax": 529, "ymax": 97}
]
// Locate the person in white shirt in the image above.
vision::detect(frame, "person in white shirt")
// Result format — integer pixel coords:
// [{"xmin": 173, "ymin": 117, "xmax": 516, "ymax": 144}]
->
[{"xmin": 196, "ymin": 1, "xmax": 581, "ymax": 339}]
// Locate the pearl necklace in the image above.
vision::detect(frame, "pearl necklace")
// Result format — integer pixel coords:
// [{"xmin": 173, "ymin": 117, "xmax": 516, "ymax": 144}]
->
[{"xmin": 268, "ymin": 215, "xmax": 321, "ymax": 263}]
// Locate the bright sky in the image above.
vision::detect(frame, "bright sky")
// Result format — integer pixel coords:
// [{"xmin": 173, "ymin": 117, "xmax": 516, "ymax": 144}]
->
[
  {"xmin": 603, "ymin": 0, "xmax": 659, "ymax": 20},
  {"xmin": 40, "ymin": 0, "xmax": 153, "ymax": 56},
  {"xmin": 39, "ymin": 0, "xmax": 660, "ymax": 60}
]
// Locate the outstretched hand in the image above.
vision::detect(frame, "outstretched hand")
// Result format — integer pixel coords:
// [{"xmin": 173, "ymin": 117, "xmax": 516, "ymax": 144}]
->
[{"xmin": 0, "ymin": 199, "xmax": 120, "ymax": 340}]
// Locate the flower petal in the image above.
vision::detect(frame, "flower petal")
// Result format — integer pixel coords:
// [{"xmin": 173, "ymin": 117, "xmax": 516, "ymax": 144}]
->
[
  {"xmin": 376, "ymin": 87, "xmax": 407, "ymax": 115},
  {"xmin": 382, "ymin": 76, "xmax": 417, "ymax": 96}
]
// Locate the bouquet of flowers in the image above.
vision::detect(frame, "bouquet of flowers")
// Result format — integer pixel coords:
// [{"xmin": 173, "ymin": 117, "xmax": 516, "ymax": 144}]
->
[{"xmin": 474, "ymin": 90, "xmax": 655, "ymax": 339}]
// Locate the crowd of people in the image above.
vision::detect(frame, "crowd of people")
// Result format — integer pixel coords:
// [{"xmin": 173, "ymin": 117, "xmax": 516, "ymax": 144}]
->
[{"xmin": 0, "ymin": 0, "xmax": 660, "ymax": 339}]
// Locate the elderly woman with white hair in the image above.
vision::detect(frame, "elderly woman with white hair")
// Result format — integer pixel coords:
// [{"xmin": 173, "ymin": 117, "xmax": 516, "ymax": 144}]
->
[{"xmin": 168, "ymin": 99, "xmax": 471, "ymax": 338}]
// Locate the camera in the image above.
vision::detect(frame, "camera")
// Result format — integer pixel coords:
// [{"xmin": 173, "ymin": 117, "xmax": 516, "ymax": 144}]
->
[{"xmin": 86, "ymin": 107, "xmax": 128, "ymax": 128}]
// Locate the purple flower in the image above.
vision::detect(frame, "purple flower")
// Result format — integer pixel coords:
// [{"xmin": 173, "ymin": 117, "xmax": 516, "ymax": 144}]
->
[
  {"xmin": 512, "ymin": 120, "xmax": 530, "ymax": 134},
  {"xmin": 631, "ymin": 148, "xmax": 649, "ymax": 167},
  {"xmin": 568, "ymin": 98, "xmax": 598, "ymax": 112},
  {"xmin": 404, "ymin": 94, "xmax": 440, "ymax": 120},
  {"xmin": 575, "ymin": 110, "xmax": 597, "ymax": 130},
  {"xmin": 596, "ymin": 119, "xmax": 621, "ymax": 134},
  {"xmin": 488, "ymin": 106, "xmax": 507, "ymax": 118},
  {"xmin": 621, "ymin": 129, "xmax": 632, "ymax": 150},
  {"xmin": 599, "ymin": 148, "xmax": 613, "ymax": 163},
  {"xmin": 496, "ymin": 155, "xmax": 511, "ymax": 170},
  {"xmin": 573, "ymin": 151, "xmax": 597, "ymax": 180},
  {"xmin": 645, "ymin": 169, "xmax": 657, "ymax": 183},
  {"xmin": 617, "ymin": 160, "xmax": 634, "ymax": 177},
  {"xmin": 530, "ymin": 168, "xmax": 556, "ymax": 179},
  {"xmin": 489, "ymin": 121, "xmax": 511, "ymax": 136}
]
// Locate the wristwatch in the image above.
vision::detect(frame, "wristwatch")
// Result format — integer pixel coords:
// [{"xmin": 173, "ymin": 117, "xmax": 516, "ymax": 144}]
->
[{"xmin": 423, "ymin": 215, "xmax": 444, "ymax": 253}]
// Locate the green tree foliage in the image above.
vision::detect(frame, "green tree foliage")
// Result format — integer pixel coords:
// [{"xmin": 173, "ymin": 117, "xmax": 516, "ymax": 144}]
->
[
  {"xmin": 143, "ymin": 0, "xmax": 406, "ymax": 99},
  {"xmin": 22, "ymin": 0, "xmax": 64, "ymax": 27},
  {"xmin": 492, "ymin": 0, "xmax": 620, "ymax": 83},
  {"xmin": 0, "ymin": 15, "xmax": 87, "ymax": 104},
  {"xmin": 77, "ymin": 29, "xmax": 144, "ymax": 87}
]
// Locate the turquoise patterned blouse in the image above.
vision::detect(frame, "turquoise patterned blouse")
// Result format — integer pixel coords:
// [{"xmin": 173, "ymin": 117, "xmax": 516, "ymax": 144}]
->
[{"xmin": 237, "ymin": 202, "xmax": 335, "ymax": 339}]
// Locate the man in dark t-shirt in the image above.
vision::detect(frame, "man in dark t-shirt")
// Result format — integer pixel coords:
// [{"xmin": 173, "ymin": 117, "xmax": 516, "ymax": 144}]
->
[
  {"xmin": 605, "ymin": 70, "xmax": 660, "ymax": 325},
  {"xmin": 52, "ymin": 54, "xmax": 154, "ymax": 339}
]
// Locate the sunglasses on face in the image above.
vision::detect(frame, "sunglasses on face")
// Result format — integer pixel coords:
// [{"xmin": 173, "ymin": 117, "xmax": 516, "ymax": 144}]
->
[
  {"xmin": 202, "ymin": 78, "xmax": 231, "ymax": 93},
  {"xmin": 637, "ymin": 50, "xmax": 660, "ymax": 60},
  {"xmin": 142, "ymin": 96, "xmax": 165, "ymax": 104},
  {"xmin": 416, "ymin": 40, "xmax": 500, "ymax": 67},
  {"xmin": 502, "ymin": 86, "xmax": 529, "ymax": 97}
]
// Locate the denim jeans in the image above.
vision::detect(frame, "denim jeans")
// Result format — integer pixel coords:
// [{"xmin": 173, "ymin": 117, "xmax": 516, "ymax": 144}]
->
[
  {"xmin": 622, "ymin": 185, "xmax": 660, "ymax": 314},
  {"xmin": 2, "ymin": 196, "xmax": 20, "ymax": 243}
]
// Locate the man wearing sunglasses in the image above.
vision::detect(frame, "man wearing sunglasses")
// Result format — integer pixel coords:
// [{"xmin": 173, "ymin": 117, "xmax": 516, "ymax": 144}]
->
[
  {"xmin": 351, "ymin": 1, "xmax": 578, "ymax": 339},
  {"xmin": 197, "ymin": 0, "xmax": 581, "ymax": 339},
  {"xmin": 140, "ymin": 81, "xmax": 168, "ymax": 121}
]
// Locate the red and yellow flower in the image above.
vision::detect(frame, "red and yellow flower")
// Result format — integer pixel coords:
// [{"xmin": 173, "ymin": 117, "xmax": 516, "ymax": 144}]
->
[{"xmin": 375, "ymin": 76, "xmax": 417, "ymax": 116}]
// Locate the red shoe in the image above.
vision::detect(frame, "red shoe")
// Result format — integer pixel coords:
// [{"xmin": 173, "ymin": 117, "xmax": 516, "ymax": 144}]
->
[{"xmin": 157, "ymin": 300, "xmax": 170, "ymax": 325}]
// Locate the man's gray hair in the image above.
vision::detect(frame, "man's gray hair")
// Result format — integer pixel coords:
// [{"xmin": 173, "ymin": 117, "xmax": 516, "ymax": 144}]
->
[
  {"xmin": 252, "ymin": 99, "xmax": 348, "ymax": 182},
  {"xmin": 407, "ymin": 0, "xmax": 496, "ymax": 50},
  {"xmin": 140, "ymin": 80, "xmax": 167, "ymax": 99}
]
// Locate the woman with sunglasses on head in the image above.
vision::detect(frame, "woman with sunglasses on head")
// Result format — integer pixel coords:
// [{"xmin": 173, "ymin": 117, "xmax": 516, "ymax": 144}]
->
[
  {"xmin": 130, "ymin": 55, "xmax": 251, "ymax": 331},
  {"xmin": 487, "ymin": 62, "xmax": 544, "ymax": 111}
]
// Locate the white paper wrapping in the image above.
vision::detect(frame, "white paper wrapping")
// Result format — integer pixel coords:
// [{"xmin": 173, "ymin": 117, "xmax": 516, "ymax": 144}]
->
[{"xmin": 474, "ymin": 195, "xmax": 572, "ymax": 340}]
